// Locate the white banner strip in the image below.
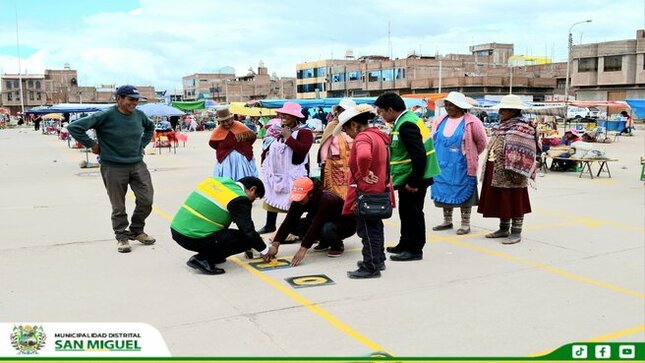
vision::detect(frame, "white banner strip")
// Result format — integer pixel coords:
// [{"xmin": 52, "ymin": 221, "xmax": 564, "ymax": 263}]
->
[{"xmin": 0, "ymin": 323, "xmax": 170, "ymax": 357}]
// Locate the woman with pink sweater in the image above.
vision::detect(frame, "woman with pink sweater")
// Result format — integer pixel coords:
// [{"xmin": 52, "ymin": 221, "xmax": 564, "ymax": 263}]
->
[{"xmin": 431, "ymin": 92, "xmax": 487, "ymax": 235}]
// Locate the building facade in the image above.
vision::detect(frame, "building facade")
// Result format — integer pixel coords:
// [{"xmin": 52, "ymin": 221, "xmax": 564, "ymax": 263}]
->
[
  {"xmin": 296, "ymin": 43, "xmax": 565, "ymax": 101},
  {"xmin": 182, "ymin": 64, "xmax": 296, "ymax": 102},
  {"xmin": 1, "ymin": 74, "xmax": 47, "ymax": 114},
  {"xmin": 571, "ymin": 29, "xmax": 645, "ymax": 109},
  {"xmin": 1, "ymin": 66, "xmax": 157, "ymax": 115}
]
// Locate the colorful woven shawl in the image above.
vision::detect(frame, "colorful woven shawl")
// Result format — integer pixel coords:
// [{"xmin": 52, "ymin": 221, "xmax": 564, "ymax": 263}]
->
[{"xmin": 493, "ymin": 117, "xmax": 538, "ymax": 178}]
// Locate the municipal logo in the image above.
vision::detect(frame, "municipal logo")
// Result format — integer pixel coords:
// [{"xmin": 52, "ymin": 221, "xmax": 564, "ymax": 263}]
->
[{"xmin": 10, "ymin": 325, "xmax": 47, "ymax": 354}]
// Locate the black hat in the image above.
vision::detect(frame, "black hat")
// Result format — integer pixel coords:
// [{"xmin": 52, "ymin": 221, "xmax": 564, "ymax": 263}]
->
[{"xmin": 116, "ymin": 85, "xmax": 143, "ymax": 99}]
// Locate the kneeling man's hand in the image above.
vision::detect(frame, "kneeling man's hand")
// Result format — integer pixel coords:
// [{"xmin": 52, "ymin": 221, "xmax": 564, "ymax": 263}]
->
[{"xmin": 290, "ymin": 246, "xmax": 308, "ymax": 266}]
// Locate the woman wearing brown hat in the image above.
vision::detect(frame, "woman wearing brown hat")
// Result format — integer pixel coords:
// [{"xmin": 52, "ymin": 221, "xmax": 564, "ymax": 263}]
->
[
  {"xmin": 208, "ymin": 108, "xmax": 258, "ymax": 180},
  {"xmin": 477, "ymin": 95, "xmax": 539, "ymax": 245}
]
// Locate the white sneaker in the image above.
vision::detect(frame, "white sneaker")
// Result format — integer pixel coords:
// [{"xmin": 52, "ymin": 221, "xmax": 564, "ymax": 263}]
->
[{"xmin": 117, "ymin": 239, "xmax": 131, "ymax": 253}]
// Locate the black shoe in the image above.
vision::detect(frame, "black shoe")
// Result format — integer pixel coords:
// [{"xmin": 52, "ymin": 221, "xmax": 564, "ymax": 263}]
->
[
  {"xmin": 432, "ymin": 223, "xmax": 453, "ymax": 231},
  {"xmin": 347, "ymin": 267, "xmax": 381, "ymax": 279},
  {"xmin": 390, "ymin": 251, "xmax": 423, "ymax": 262},
  {"xmin": 385, "ymin": 244, "xmax": 405, "ymax": 254},
  {"xmin": 313, "ymin": 242, "xmax": 331, "ymax": 251},
  {"xmin": 186, "ymin": 256, "xmax": 225, "ymax": 275},
  {"xmin": 356, "ymin": 261, "xmax": 386, "ymax": 271},
  {"xmin": 257, "ymin": 226, "xmax": 276, "ymax": 234}
]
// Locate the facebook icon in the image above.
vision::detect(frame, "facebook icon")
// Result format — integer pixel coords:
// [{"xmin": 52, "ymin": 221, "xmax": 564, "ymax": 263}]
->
[{"xmin": 595, "ymin": 345, "xmax": 611, "ymax": 359}]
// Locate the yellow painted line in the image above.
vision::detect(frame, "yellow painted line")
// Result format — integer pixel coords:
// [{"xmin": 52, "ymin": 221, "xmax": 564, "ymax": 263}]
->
[
  {"xmin": 528, "ymin": 325, "xmax": 645, "ymax": 357},
  {"xmin": 439, "ymin": 237, "xmax": 645, "ymax": 299},
  {"xmin": 229, "ymin": 256, "xmax": 390, "ymax": 354},
  {"xmin": 535, "ymin": 208, "xmax": 645, "ymax": 232},
  {"xmin": 388, "ymin": 215, "xmax": 644, "ymax": 298},
  {"xmin": 585, "ymin": 324, "xmax": 645, "ymax": 342},
  {"xmin": 152, "ymin": 205, "xmax": 174, "ymax": 222},
  {"xmin": 452, "ymin": 221, "xmax": 578, "ymax": 240},
  {"xmin": 149, "ymin": 203, "xmax": 390, "ymax": 355}
]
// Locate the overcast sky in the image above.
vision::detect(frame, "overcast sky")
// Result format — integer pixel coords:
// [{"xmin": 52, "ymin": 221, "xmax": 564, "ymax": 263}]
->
[{"xmin": 0, "ymin": 0, "xmax": 642, "ymax": 91}]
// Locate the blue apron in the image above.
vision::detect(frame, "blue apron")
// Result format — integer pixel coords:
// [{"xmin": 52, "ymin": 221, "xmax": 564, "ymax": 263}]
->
[{"xmin": 431, "ymin": 117, "xmax": 476, "ymax": 205}]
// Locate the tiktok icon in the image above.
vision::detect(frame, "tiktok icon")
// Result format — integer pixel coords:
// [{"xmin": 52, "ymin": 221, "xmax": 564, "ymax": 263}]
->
[{"xmin": 572, "ymin": 345, "xmax": 588, "ymax": 359}]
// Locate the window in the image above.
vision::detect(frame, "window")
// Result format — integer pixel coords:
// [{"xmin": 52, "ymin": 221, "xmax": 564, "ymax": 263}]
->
[
  {"xmin": 347, "ymin": 71, "xmax": 361, "ymax": 81},
  {"xmin": 35, "ymin": 81, "xmax": 41, "ymax": 89},
  {"xmin": 578, "ymin": 57, "xmax": 598, "ymax": 72},
  {"xmin": 37, "ymin": 92, "xmax": 41, "ymax": 100},
  {"xmin": 368, "ymin": 71, "xmax": 380, "ymax": 82},
  {"xmin": 15, "ymin": 91, "xmax": 20, "ymax": 101},
  {"xmin": 6, "ymin": 81, "xmax": 11, "ymax": 89},
  {"xmin": 28, "ymin": 80, "xmax": 33, "ymax": 88},
  {"xmin": 297, "ymin": 83, "xmax": 325, "ymax": 93},
  {"xmin": 382, "ymin": 69, "xmax": 395, "ymax": 81},
  {"xmin": 331, "ymin": 72, "xmax": 345, "ymax": 82},
  {"xmin": 603, "ymin": 55, "xmax": 622, "ymax": 72},
  {"xmin": 13, "ymin": 80, "xmax": 18, "ymax": 88},
  {"xmin": 29, "ymin": 91, "xmax": 34, "ymax": 101},
  {"xmin": 395, "ymin": 68, "xmax": 406, "ymax": 79},
  {"xmin": 556, "ymin": 79, "xmax": 566, "ymax": 89},
  {"xmin": 302, "ymin": 69, "xmax": 315, "ymax": 79},
  {"xmin": 316, "ymin": 67, "xmax": 326, "ymax": 78},
  {"xmin": 7, "ymin": 92, "xmax": 12, "ymax": 101}
]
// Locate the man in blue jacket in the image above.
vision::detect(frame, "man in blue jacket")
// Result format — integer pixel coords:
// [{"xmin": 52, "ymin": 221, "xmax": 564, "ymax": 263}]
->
[{"xmin": 68, "ymin": 85, "xmax": 156, "ymax": 253}]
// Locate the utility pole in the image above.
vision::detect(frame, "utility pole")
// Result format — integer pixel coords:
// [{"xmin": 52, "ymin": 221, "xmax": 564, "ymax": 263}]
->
[
  {"xmin": 14, "ymin": 3, "xmax": 24, "ymax": 115},
  {"xmin": 438, "ymin": 57, "xmax": 442, "ymax": 93},
  {"xmin": 565, "ymin": 20, "xmax": 592, "ymax": 110}
]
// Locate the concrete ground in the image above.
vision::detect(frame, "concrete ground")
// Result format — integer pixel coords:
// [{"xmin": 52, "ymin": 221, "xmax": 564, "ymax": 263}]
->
[{"xmin": 0, "ymin": 125, "xmax": 643, "ymax": 358}]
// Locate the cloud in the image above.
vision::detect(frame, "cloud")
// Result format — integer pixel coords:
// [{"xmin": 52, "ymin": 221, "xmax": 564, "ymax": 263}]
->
[{"xmin": 0, "ymin": 0, "xmax": 641, "ymax": 91}]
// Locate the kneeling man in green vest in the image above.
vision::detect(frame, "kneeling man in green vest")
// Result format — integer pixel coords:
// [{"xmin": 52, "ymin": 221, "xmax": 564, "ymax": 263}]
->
[{"xmin": 171, "ymin": 176, "xmax": 277, "ymax": 275}]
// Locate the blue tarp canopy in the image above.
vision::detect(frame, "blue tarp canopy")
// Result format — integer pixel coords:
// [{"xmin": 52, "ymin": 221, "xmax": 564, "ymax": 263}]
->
[
  {"xmin": 26, "ymin": 103, "xmax": 112, "ymax": 115},
  {"xmin": 625, "ymin": 99, "xmax": 645, "ymax": 118},
  {"xmin": 255, "ymin": 97, "xmax": 426, "ymax": 110},
  {"xmin": 137, "ymin": 103, "xmax": 184, "ymax": 117}
]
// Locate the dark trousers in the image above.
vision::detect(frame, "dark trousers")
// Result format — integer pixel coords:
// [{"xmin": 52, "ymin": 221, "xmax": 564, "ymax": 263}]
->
[
  {"xmin": 397, "ymin": 184, "xmax": 428, "ymax": 254},
  {"xmin": 171, "ymin": 228, "xmax": 252, "ymax": 265},
  {"xmin": 356, "ymin": 216, "xmax": 385, "ymax": 272},
  {"xmin": 100, "ymin": 162, "xmax": 154, "ymax": 240},
  {"xmin": 287, "ymin": 218, "xmax": 356, "ymax": 248}
]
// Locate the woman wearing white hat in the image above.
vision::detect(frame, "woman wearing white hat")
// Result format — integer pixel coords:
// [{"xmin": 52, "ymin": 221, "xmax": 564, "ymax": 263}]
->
[
  {"xmin": 430, "ymin": 92, "xmax": 487, "ymax": 235},
  {"xmin": 477, "ymin": 95, "xmax": 539, "ymax": 245}
]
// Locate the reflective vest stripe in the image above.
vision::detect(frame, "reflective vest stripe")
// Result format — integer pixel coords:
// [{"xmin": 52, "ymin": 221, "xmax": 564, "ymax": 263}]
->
[
  {"xmin": 390, "ymin": 149, "xmax": 436, "ymax": 165},
  {"xmin": 180, "ymin": 204, "xmax": 225, "ymax": 228}
]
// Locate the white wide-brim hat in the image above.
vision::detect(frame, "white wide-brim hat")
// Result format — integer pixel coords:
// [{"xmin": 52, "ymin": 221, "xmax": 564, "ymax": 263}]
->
[
  {"xmin": 442, "ymin": 91, "xmax": 473, "ymax": 109},
  {"xmin": 332, "ymin": 97, "xmax": 357, "ymax": 113},
  {"xmin": 332, "ymin": 104, "xmax": 377, "ymax": 136},
  {"xmin": 492, "ymin": 94, "xmax": 529, "ymax": 110}
]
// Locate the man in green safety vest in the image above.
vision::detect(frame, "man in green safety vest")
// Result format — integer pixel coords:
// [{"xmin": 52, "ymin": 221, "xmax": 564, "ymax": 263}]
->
[
  {"xmin": 374, "ymin": 93, "xmax": 441, "ymax": 262},
  {"xmin": 170, "ymin": 176, "xmax": 277, "ymax": 275}
]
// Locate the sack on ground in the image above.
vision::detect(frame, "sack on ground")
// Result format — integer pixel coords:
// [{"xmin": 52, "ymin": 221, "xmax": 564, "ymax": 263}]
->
[{"xmin": 356, "ymin": 191, "xmax": 392, "ymax": 219}]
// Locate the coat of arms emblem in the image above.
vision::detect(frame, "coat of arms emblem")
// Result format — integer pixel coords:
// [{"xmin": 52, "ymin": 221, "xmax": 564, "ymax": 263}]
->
[{"xmin": 10, "ymin": 325, "xmax": 46, "ymax": 354}]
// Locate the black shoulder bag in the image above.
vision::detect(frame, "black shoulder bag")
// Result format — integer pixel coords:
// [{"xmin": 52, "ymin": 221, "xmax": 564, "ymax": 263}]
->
[{"xmin": 355, "ymin": 148, "xmax": 393, "ymax": 220}]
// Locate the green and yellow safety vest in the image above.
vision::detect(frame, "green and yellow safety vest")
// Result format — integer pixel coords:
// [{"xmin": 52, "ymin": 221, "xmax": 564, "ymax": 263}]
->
[
  {"xmin": 389, "ymin": 111, "xmax": 441, "ymax": 186},
  {"xmin": 171, "ymin": 177, "xmax": 247, "ymax": 238}
]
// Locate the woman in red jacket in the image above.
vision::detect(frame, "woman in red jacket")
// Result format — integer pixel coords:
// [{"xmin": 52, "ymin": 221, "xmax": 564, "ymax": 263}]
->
[{"xmin": 335, "ymin": 104, "xmax": 395, "ymax": 279}]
